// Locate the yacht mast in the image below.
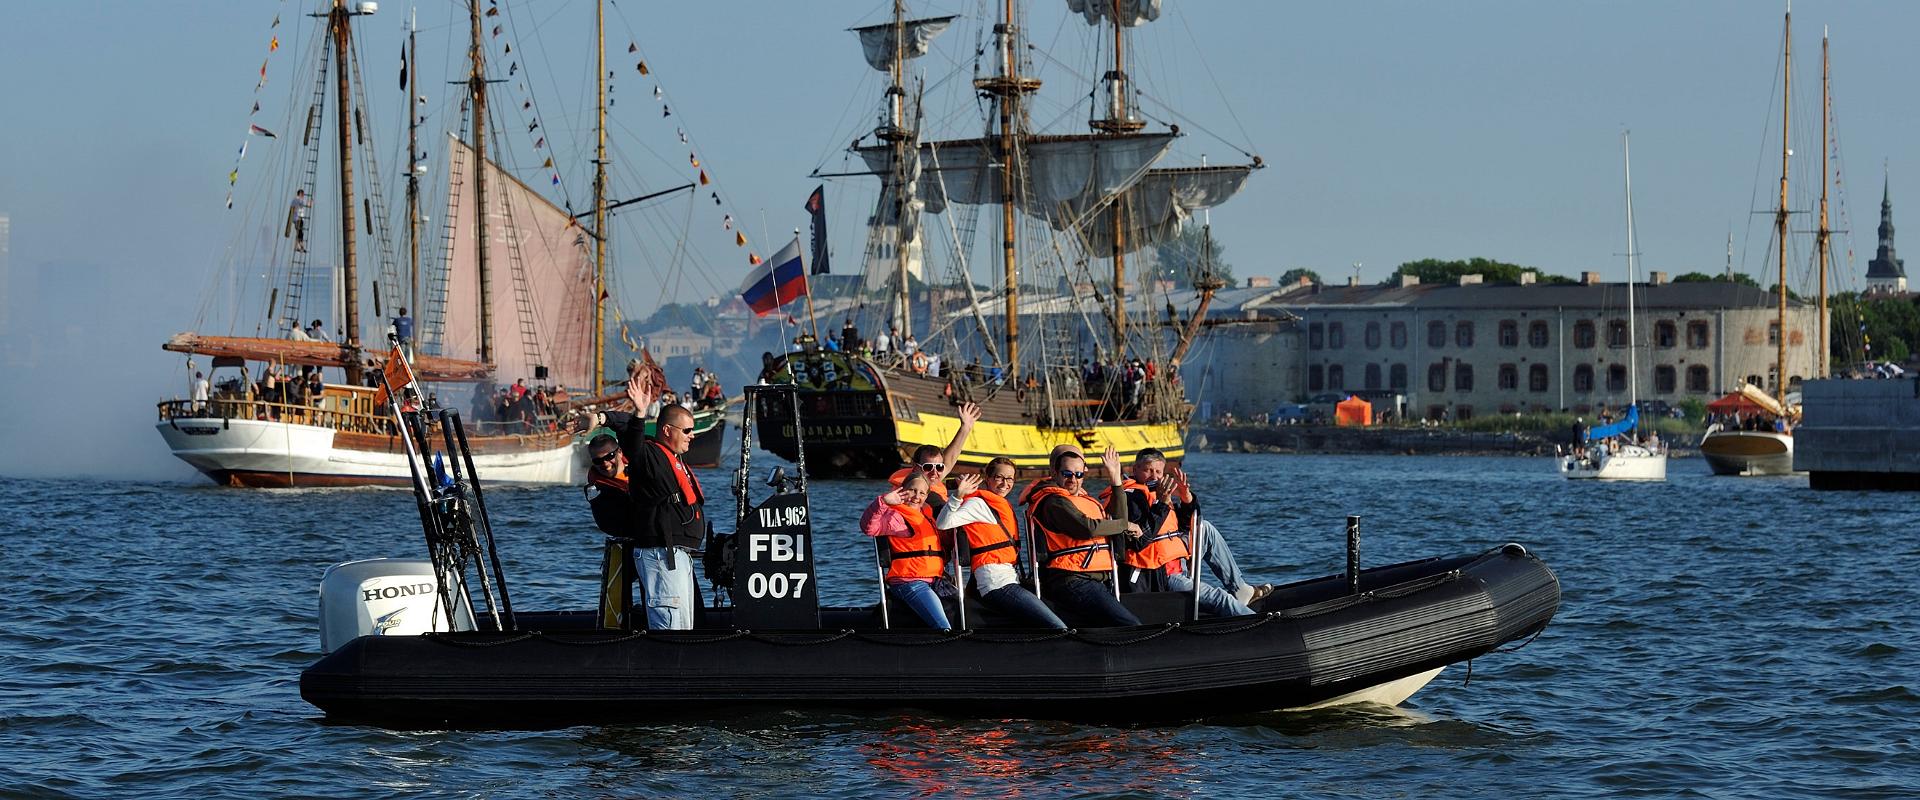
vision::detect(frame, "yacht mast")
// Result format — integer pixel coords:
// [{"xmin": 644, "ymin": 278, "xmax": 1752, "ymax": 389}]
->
[
  {"xmin": 1774, "ymin": 4, "xmax": 1791, "ymax": 406},
  {"xmin": 468, "ymin": 0, "xmax": 494, "ymax": 367},
  {"xmin": 1817, "ymin": 27, "xmax": 1831, "ymax": 377},
  {"xmin": 593, "ymin": 0, "xmax": 609, "ymax": 388},
  {"xmin": 1622, "ymin": 130, "xmax": 1639, "ymax": 414},
  {"xmin": 329, "ymin": 0, "xmax": 364, "ymax": 384}
]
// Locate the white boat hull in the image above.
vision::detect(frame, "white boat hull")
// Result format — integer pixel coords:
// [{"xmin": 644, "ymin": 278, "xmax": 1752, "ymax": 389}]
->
[
  {"xmin": 1559, "ymin": 445, "xmax": 1668, "ymax": 481},
  {"xmin": 1284, "ymin": 667, "xmax": 1445, "ymax": 711},
  {"xmin": 1699, "ymin": 428, "xmax": 1796, "ymax": 476},
  {"xmin": 156, "ymin": 416, "xmax": 583, "ymax": 488}
]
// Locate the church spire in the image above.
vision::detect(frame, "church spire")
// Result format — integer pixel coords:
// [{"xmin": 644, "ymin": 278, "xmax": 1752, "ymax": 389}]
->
[{"xmin": 1866, "ymin": 170, "xmax": 1907, "ymax": 293}]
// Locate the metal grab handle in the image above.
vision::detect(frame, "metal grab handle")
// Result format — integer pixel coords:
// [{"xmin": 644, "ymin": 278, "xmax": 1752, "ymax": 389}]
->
[{"xmin": 1346, "ymin": 515, "xmax": 1362, "ymax": 595}]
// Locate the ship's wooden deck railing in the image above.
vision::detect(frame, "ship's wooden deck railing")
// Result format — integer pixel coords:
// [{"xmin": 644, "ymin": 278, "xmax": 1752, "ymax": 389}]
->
[{"xmin": 156, "ymin": 393, "xmax": 391, "ymax": 435}]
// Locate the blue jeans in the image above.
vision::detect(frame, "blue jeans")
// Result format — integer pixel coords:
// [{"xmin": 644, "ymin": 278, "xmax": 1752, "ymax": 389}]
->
[
  {"xmin": 1192, "ymin": 519, "xmax": 1251, "ymax": 597},
  {"xmin": 1167, "ymin": 572, "xmax": 1255, "ymax": 617},
  {"xmin": 636, "ymin": 547, "xmax": 695, "ymax": 630},
  {"xmin": 1041, "ymin": 571, "xmax": 1142, "ymax": 628},
  {"xmin": 981, "ymin": 584, "xmax": 1068, "ymax": 630},
  {"xmin": 887, "ymin": 580, "xmax": 952, "ymax": 631}
]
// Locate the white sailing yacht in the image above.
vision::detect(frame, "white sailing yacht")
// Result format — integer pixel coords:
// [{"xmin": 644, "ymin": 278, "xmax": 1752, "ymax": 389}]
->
[{"xmin": 1561, "ymin": 131, "xmax": 1668, "ymax": 482}]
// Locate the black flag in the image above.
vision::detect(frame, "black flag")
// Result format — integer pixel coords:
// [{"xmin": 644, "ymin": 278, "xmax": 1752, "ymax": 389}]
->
[
  {"xmin": 398, "ymin": 44, "xmax": 407, "ymax": 90},
  {"xmin": 805, "ymin": 184, "xmax": 830, "ymax": 275}
]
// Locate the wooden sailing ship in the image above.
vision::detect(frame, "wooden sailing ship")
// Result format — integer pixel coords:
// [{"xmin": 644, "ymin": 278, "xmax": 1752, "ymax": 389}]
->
[
  {"xmin": 156, "ymin": 0, "xmax": 720, "ymax": 487},
  {"xmin": 756, "ymin": 0, "xmax": 1258, "ymax": 477}
]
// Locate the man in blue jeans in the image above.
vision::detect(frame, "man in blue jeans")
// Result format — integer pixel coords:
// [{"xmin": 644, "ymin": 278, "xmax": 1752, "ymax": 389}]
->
[
  {"xmin": 1121, "ymin": 449, "xmax": 1269, "ymax": 615},
  {"xmin": 579, "ymin": 370, "xmax": 707, "ymax": 630}
]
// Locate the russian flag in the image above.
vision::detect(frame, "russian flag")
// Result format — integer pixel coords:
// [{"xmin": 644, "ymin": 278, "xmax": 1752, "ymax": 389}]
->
[{"xmin": 739, "ymin": 237, "xmax": 807, "ymax": 317}]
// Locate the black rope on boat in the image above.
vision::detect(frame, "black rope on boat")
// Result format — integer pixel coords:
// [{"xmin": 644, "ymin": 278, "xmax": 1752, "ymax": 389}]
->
[
  {"xmin": 1488, "ymin": 621, "xmax": 1550, "ymax": 655},
  {"xmin": 745, "ymin": 630, "xmax": 857, "ymax": 646},
  {"xmin": 537, "ymin": 631, "xmax": 650, "ymax": 646},
  {"xmin": 645, "ymin": 630, "xmax": 753, "ymax": 644},
  {"xmin": 851, "ymin": 629, "xmax": 974, "ymax": 646},
  {"xmin": 1076, "ymin": 623, "xmax": 1181, "ymax": 647},
  {"xmin": 424, "ymin": 632, "xmax": 537, "ymax": 647},
  {"xmin": 963, "ymin": 630, "xmax": 1079, "ymax": 644},
  {"xmin": 1179, "ymin": 612, "xmax": 1280, "ymax": 636}
]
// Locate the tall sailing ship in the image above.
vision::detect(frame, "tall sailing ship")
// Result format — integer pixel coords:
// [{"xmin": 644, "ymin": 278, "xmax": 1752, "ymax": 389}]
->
[
  {"xmin": 156, "ymin": 0, "xmax": 719, "ymax": 487},
  {"xmin": 756, "ymin": 0, "xmax": 1258, "ymax": 477}
]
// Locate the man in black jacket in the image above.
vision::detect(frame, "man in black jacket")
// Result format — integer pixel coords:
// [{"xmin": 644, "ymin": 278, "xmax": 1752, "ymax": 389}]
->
[{"xmin": 580, "ymin": 373, "xmax": 707, "ymax": 630}]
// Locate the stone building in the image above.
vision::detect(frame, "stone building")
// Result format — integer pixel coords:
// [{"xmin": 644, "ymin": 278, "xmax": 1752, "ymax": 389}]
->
[{"xmin": 1197, "ymin": 271, "xmax": 1824, "ymax": 422}]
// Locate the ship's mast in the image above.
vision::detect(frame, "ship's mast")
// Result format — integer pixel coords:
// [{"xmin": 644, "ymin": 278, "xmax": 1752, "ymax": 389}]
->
[
  {"xmin": 329, "ymin": 0, "xmax": 364, "ymax": 384},
  {"xmin": 1623, "ymin": 131, "xmax": 1640, "ymax": 412},
  {"xmin": 1774, "ymin": 4, "xmax": 1791, "ymax": 406},
  {"xmin": 592, "ymin": 0, "xmax": 609, "ymax": 388},
  {"xmin": 890, "ymin": 0, "xmax": 912, "ymax": 339},
  {"xmin": 975, "ymin": 0, "xmax": 1037, "ymax": 381},
  {"xmin": 406, "ymin": 7, "xmax": 420, "ymax": 323},
  {"xmin": 1091, "ymin": 0, "xmax": 1146, "ymax": 362},
  {"xmin": 1816, "ymin": 27, "xmax": 1831, "ymax": 377},
  {"xmin": 468, "ymin": 0, "xmax": 493, "ymax": 367}
]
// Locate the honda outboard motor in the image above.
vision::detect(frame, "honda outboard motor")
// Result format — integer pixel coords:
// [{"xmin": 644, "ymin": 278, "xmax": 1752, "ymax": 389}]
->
[{"xmin": 318, "ymin": 558, "xmax": 473, "ymax": 654}]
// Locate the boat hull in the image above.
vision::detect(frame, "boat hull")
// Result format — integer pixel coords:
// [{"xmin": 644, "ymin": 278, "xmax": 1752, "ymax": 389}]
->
[
  {"xmin": 1560, "ymin": 449, "xmax": 1668, "ymax": 481},
  {"xmin": 754, "ymin": 353, "xmax": 1186, "ymax": 478},
  {"xmin": 300, "ymin": 545, "xmax": 1558, "ymax": 727},
  {"xmin": 156, "ymin": 417, "xmax": 583, "ymax": 488},
  {"xmin": 1699, "ymin": 429, "xmax": 1795, "ymax": 476}
]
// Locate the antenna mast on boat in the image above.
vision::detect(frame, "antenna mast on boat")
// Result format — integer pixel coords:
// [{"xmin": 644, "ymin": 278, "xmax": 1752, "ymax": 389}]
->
[
  {"xmin": 1817, "ymin": 26, "xmax": 1831, "ymax": 377},
  {"xmin": 407, "ymin": 6, "xmax": 421, "ymax": 320},
  {"xmin": 1092, "ymin": 0, "xmax": 1147, "ymax": 362},
  {"xmin": 1774, "ymin": 3, "xmax": 1791, "ymax": 407},
  {"xmin": 593, "ymin": 0, "xmax": 609, "ymax": 387},
  {"xmin": 467, "ymin": 0, "xmax": 494, "ymax": 368},
  {"xmin": 329, "ymin": 0, "xmax": 365, "ymax": 384}
]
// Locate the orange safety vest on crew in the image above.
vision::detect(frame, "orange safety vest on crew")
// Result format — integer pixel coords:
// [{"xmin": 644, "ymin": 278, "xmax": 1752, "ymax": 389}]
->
[
  {"xmin": 958, "ymin": 490, "xmax": 1019, "ymax": 569},
  {"xmin": 887, "ymin": 466, "xmax": 950, "ymax": 501},
  {"xmin": 884, "ymin": 502, "xmax": 947, "ymax": 581},
  {"xmin": 1102, "ymin": 480, "xmax": 1191, "ymax": 571},
  {"xmin": 653, "ymin": 440, "xmax": 703, "ymax": 520},
  {"xmin": 1026, "ymin": 485, "xmax": 1115, "ymax": 573}
]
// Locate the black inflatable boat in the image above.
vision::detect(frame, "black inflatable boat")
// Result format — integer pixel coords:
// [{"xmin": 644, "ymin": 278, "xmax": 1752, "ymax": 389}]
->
[{"xmin": 301, "ymin": 543, "xmax": 1556, "ymax": 727}]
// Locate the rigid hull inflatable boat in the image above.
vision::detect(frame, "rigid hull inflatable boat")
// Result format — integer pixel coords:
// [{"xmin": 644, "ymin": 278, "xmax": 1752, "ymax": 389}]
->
[
  {"xmin": 301, "ymin": 544, "xmax": 1556, "ymax": 727},
  {"xmin": 299, "ymin": 375, "xmax": 1558, "ymax": 727}
]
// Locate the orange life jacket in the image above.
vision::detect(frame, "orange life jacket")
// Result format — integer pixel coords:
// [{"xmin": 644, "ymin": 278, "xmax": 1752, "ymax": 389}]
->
[
  {"xmin": 652, "ymin": 440, "xmax": 703, "ymax": 520},
  {"xmin": 1026, "ymin": 485, "xmax": 1114, "ymax": 573},
  {"xmin": 887, "ymin": 466, "xmax": 950, "ymax": 501},
  {"xmin": 1103, "ymin": 480, "xmax": 1190, "ymax": 571},
  {"xmin": 958, "ymin": 490, "xmax": 1019, "ymax": 569},
  {"xmin": 884, "ymin": 502, "xmax": 946, "ymax": 581}
]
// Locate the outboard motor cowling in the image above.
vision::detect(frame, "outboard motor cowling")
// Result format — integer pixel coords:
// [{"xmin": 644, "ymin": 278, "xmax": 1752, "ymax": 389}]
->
[{"xmin": 318, "ymin": 558, "xmax": 473, "ymax": 654}]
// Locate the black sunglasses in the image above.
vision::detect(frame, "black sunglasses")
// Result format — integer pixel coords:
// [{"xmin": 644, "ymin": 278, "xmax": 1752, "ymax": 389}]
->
[
  {"xmin": 592, "ymin": 451, "xmax": 620, "ymax": 465},
  {"xmin": 1056, "ymin": 470, "xmax": 1087, "ymax": 479}
]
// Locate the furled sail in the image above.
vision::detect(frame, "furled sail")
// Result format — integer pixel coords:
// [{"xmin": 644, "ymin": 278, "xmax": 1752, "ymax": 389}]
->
[
  {"xmin": 850, "ymin": 16, "xmax": 958, "ymax": 72},
  {"xmin": 162, "ymin": 333, "xmax": 493, "ymax": 381},
  {"xmin": 1064, "ymin": 164, "xmax": 1254, "ymax": 254},
  {"xmin": 1064, "ymin": 0, "xmax": 1160, "ymax": 27},
  {"xmin": 441, "ymin": 136, "xmax": 595, "ymax": 391},
  {"xmin": 858, "ymin": 133, "xmax": 1176, "ymax": 218},
  {"xmin": 865, "ymin": 135, "xmax": 927, "ymax": 291}
]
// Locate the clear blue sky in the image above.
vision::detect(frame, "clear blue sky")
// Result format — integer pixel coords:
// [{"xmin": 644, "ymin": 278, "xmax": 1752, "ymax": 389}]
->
[{"xmin": 2, "ymin": 0, "xmax": 1915, "ymax": 479}]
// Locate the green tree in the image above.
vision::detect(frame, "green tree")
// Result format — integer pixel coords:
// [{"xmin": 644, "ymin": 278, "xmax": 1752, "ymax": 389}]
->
[
  {"xmin": 1278, "ymin": 268, "xmax": 1322, "ymax": 286},
  {"xmin": 1154, "ymin": 225, "xmax": 1235, "ymax": 289},
  {"xmin": 635, "ymin": 302, "xmax": 715, "ymax": 334},
  {"xmin": 1673, "ymin": 271, "xmax": 1760, "ymax": 287},
  {"xmin": 1387, "ymin": 257, "xmax": 1572, "ymax": 285},
  {"xmin": 1833, "ymin": 292, "xmax": 1920, "ymax": 365}
]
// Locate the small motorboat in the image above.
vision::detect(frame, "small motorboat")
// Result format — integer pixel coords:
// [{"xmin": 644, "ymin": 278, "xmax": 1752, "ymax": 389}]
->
[{"xmin": 299, "ymin": 374, "xmax": 1559, "ymax": 727}]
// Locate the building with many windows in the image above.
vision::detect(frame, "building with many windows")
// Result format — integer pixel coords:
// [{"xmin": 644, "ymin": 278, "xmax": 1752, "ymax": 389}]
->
[{"xmin": 1197, "ymin": 271, "xmax": 1823, "ymax": 422}]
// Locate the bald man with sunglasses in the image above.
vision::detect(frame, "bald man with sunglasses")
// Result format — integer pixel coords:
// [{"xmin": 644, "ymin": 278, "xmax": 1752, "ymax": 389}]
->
[{"xmin": 577, "ymin": 372, "xmax": 709, "ymax": 630}]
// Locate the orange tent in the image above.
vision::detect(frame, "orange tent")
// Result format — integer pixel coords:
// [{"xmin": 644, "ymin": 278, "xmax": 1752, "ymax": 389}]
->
[{"xmin": 1335, "ymin": 396, "xmax": 1373, "ymax": 427}]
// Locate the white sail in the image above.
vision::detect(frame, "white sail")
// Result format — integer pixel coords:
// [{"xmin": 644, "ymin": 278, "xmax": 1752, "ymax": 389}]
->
[
  {"xmin": 851, "ymin": 16, "xmax": 958, "ymax": 73},
  {"xmin": 865, "ymin": 138, "xmax": 927, "ymax": 291},
  {"xmin": 1064, "ymin": 0, "xmax": 1160, "ymax": 27},
  {"xmin": 1063, "ymin": 164, "xmax": 1254, "ymax": 254},
  {"xmin": 859, "ymin": 133, "xmax": 1176, "ymax": 218},
  {"xmin": 441, "ymin": 135, "xmax": 596, "ymax": 391}
]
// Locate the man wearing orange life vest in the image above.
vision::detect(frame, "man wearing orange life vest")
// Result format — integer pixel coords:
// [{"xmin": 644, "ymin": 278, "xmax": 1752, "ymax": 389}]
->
[
  {"xmin": 1026, "ymin": 445, "xmax": 1143, "ymax": 627},
  {"xmin": 860, "ymin": 470, "xmax": 953, "ymax": 630},
  {"xmin": 935, "ymin": 458, "xmax": 1067, "ymax": 629},
  {"xmin": 886, "ymin": 402, "xmax": 981, "ymax": 510},
  {"xmin": 578, "ymin": 371, "xmax": 709, "ymax": 630},
  {"xmin": 1109, "ymin": 448, "xmax": 1259, "ymax": 616}
]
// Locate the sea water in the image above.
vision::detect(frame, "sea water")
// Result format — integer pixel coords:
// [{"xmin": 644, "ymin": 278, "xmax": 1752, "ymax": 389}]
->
[{"xmin": 0, "ymin": 453, "xmax": 1914, "ymax": 797}]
